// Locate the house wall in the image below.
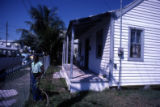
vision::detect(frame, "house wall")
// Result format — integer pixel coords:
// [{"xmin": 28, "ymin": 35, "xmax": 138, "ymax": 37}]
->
[
  {"xmin": 79, "ymin": 18, "xmax": 111, "ymax": 75},
  {"xmin": 113, "ymin": 0, "xmax": 160, "ymax": 86}
]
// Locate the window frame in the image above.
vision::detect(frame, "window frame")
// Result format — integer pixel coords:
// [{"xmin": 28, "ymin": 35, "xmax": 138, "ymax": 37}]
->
[
  {"xmin": 128, "ymin": 27, "xmax": 144, "ymax": 62},
  {"xmin": 96, "ymin": 29, "xmax": 103, "ymax": 59}
]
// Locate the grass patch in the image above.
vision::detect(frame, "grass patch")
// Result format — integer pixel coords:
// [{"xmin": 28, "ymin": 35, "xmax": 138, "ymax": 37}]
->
[{"xmin": 25, "ymin": 66, "xmax": 160, "ymax": 107}]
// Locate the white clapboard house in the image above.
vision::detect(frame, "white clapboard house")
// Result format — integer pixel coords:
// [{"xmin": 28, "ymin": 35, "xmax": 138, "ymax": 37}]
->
[{"xmin": 61, "ymin": 0, "xmax": 160, "ymax": 92}]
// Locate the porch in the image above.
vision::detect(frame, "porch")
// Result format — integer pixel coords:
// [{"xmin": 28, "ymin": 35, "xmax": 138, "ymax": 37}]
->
[
  {"xmin": 61, "ymin": 13, "xmax": 111, "ymax": 92},
  {"xmin": 60, "ymin": 64, "xmax": 109, "ymax": 93}
]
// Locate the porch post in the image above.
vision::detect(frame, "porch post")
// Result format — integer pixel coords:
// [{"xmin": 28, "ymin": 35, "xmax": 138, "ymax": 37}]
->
[
  {"xmin": 62, "ymin": 41, "xmax": 65, "ymax": 66},
  {"xmin": 64, "ymin": 39, "xmax": 66, "ymax": 64},
  {"xmin": 70, "ymin": 27, "xmax": 74, "ymax": 79},
  {"xmin": 66, "ymin": 35, "xmax": 69, "ymax": 64}
]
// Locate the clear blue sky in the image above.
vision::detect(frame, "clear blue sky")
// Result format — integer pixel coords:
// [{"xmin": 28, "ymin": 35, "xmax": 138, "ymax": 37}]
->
[{"xmin": 0, "ymin": 0, "xmax": 134, "ymax": 40}]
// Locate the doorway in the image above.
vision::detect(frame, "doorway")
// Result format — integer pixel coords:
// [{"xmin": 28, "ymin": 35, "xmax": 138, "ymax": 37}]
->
[{"xmin": 85, "ymin": 38, "xmax": 90, "ymax": 69}]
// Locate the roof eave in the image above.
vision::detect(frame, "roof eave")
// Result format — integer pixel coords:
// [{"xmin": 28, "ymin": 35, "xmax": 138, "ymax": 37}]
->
[
  {"xmin": 115, "ymin": 0, "xmax": 144, "ymax": 19},
  {"xmin": 66, "ymin": 12, "xmax": 111, "ymax": 36}
]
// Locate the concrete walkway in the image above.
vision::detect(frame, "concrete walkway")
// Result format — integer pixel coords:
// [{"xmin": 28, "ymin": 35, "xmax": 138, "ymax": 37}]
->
[
  {"xmin": 0, "ymin": 67, "xmax": 30, "ymax": 107},
  {"xmin": 53, "ymin": 71, "xmax": 62, "ymax": 79}
]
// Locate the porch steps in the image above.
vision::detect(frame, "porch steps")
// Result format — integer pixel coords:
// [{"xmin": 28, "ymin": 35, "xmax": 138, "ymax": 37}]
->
[{"xmin": 60, "ymin": 64, "xmax": 109, "ymax": 93}]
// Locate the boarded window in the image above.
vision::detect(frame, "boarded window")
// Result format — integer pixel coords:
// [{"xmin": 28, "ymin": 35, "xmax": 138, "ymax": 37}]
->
[
  {"xmin": 96, "ymin": 29, "xmax": 103, "ymax": 58},
  {"xmin": 129, "ymin": 28, "xmax": 144, "ymax": 61}
]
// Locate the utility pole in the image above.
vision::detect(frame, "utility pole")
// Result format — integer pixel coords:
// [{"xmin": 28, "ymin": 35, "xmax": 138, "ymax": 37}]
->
[
  {"xmin": 6, "ymin": 22, "xmax": 8, "ymax": 47},
  {"xmin": 118, "ymin": 0, "xmax": 123, "ymax": 90}
]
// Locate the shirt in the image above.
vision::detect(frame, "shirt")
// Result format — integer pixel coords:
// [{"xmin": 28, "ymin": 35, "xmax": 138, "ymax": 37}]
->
[{"xmin": 31, "ymin": 61, "xmax": 43, "ymax": 73}]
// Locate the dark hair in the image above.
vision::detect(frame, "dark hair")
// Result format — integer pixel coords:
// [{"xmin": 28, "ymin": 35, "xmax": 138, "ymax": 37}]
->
[{"xmin": 34, "ymin": 54, "xmax": 39, "ymax": 63}]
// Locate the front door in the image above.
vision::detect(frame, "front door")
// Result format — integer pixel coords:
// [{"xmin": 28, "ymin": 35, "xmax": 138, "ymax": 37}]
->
[{"xmin": 85, "ymin": 38, "xmax": 90, "ymax": 69}]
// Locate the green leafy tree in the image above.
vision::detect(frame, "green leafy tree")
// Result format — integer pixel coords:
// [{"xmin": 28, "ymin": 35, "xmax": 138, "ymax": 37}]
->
[
  {"xmin": 18, "ymin": 5, "xmax": 65, "ymax": 64},
  {"xmin": 17, "ymin": 29, "xmax": 39, "ymax": 51}
]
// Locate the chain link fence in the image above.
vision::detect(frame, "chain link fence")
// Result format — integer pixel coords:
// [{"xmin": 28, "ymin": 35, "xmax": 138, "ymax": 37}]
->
[
  {"xmin": 0, "ymin": 62, "xmax": 31, "ymax": 107},
  {"xmin": 0, "ymin": 55, "xmax": 50, "ymax": 107}
]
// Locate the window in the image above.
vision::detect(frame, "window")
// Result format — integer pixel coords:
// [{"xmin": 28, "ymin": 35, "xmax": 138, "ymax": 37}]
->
[
  {"xmin": 128, "ymin": 28, "xmax": 144, "ymax": 61},
  {"xmin": 96, "ymin": 29, "xmax": 103, "ymax": 58}
]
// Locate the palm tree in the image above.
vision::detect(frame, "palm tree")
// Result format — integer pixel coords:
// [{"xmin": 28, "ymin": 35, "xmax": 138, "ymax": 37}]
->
[{"xmin": 18, "ymin": 5, "xmax": 65, "ymax": 64}]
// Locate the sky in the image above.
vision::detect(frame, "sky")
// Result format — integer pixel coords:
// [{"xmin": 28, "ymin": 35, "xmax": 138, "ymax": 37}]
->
[{"xmin": 0, "ymin": 0, "xmax": 134, "ymax": 40}]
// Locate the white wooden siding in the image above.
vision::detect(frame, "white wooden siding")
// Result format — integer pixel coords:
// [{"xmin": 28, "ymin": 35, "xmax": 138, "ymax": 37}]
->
[
  {"xmin": 112, "ymin": 0, "xmax": 160, "ymax": 86},
  {"xmin": 79, "ymin": 19, "xmax": 110, "ymax": 74}
]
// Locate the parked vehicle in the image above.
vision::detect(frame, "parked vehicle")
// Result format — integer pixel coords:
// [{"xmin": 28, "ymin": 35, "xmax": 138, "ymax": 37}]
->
[
  {"xmin": 21, "ymin": 53, "xmax": 31, "ymax": 65},
  {"xmin": 0, "ymin": 47, "xmax": 22, "ymax": 72}
]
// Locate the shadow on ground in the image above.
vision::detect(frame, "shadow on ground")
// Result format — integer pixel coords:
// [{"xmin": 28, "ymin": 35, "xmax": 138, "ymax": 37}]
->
[{"xmin": 57, "ymin": 91, "xmax": 88, "ymax": 107}]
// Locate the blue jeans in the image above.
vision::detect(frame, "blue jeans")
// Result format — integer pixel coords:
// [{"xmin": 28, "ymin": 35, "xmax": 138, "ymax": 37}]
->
[{"xmin": 31, "ymin": 73, "xmax": 42, "ymax": 101}]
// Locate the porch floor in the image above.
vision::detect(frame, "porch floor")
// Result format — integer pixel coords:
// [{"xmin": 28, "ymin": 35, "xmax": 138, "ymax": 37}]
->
[
  {"xmin": 63, "ymin": 64, "xmax": 108, "ymax": 82},
  {"xmin": 61, "ymin": 64, "xmax": 109, "ymax": 92}
]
